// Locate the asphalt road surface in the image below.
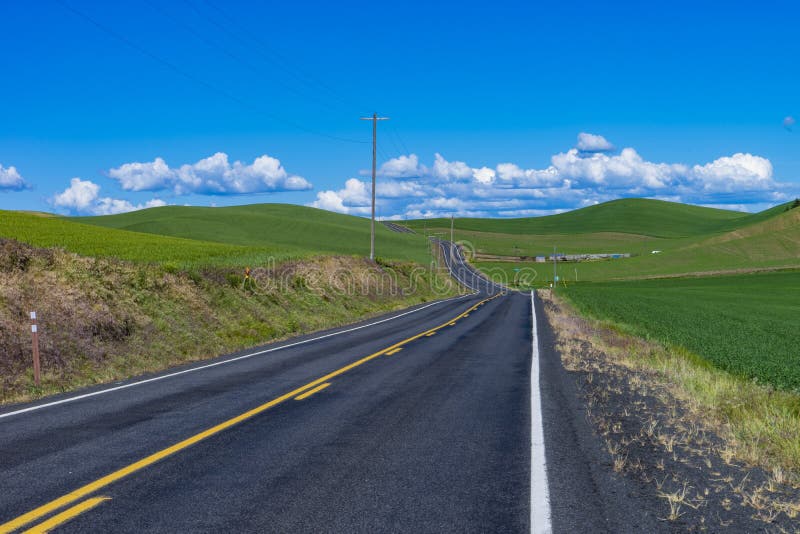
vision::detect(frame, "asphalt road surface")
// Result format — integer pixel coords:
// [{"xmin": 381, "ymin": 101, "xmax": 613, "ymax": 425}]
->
[{"xmin": 0, "ymin": 243, "xmax": 655, "ymax": 533}]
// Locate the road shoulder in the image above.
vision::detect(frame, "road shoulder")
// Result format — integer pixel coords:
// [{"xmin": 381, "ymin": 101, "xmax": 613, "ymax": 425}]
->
[{"xmin": 539, "ymin": 290, "xmax": 800, "ymax": 531}]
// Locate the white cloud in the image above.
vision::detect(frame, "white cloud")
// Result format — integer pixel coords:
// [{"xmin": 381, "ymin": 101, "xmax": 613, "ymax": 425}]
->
[
  {"xmin": 432, "ymin": 153, "xmax": 473, "ymax": 180},
  {"xmin": 309, "ymin": 178, "xmax": 371, "ymax": 215},
  {"xmin": 53, "ymin": 178, "xmax": 100, "ymax": 210},
  {"xmin": 108, "ymin": 153, "xmax": 311, "ymax": 195},
  {"xmin": 551, "ymin": 148, "xmax": 686, "ymax": 189},
  {"xmin": 0, "ymin": 164, "xmax": 29, "ymax": 191},
  {"xmin": 91, "ymin": 197, "xmax": 167, "ymax": 216},
  {"xmin": 107, "ymin": 157, "xmax": 172, "ymax": 191},
  {"xmin": 378, "ymin": 154, "xmax": 424, "ymax": 178},
  {"xmin": 576, "ymin": 132, "xmax": 614, "ymax": 152},
  {"xmin": 52, "ymin": 178, "xmax": 166, "ymax": 215},
  {"xmin": 313, "ymin": 134, "xmax": 795, "ymax": 218},
  {"xmin": 691, "ymin": 153, "xmax": 773, "ymax": 192},
  {"xmin": 472, "ymin": 167, "xmax": 496, "ymax": 184}
]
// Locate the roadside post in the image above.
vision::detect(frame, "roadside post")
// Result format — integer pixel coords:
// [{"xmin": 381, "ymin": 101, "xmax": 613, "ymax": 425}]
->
[{"xmin": 30, "ymin": 311, "xmax": 41, "ymax": 386}]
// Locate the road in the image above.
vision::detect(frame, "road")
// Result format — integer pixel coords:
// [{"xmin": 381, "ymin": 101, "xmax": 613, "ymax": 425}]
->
[
  {"xmin": 0, "ymin": 244, "xmax": 657, "ymax": 533},
  {"xmin": 380, "ymin": 221, "xmax": 416, "ymax": 234}
]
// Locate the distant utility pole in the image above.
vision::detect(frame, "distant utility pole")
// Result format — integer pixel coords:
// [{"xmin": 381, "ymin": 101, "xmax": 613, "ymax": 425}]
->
[
  {"xmin": 450, "ymin": 215, "xmax": 455, "ymax": 261},
  {"xmin": 553, "ymin": 245, "xmax": 557, "ymax": 292},
  {"xmin": 360, "ymin": 112, "xmax": 389, "ymax": 260}
]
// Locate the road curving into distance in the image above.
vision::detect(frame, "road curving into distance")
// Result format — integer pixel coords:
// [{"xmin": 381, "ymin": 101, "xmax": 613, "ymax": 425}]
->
[{"xmin": 0, "ymin": 242, "xmax": 661, "ymax": 533}]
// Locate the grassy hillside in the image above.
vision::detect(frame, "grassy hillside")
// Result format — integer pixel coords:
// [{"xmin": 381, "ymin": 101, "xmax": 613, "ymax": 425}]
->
[
  {"xmin": 478, "ymin": 204, "xmax": 800, "ymax": 284},
  {"xmin": 76, "ymin": 204, "xmax": 432, "ymax": 265},
  {"xmin": 0, "ymin": 210, "xmax": 278, "ymax": 267},
  {"xmin": 399, "ymin": 198, "xmax": 799, "ymax": 283},
  {"xmin": 403, "ymin": 198, "xmax": 748, "ymax": 238}
]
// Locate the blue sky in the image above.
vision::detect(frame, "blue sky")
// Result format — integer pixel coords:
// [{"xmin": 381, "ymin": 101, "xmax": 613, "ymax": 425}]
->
[{"xmin": 0, "ymin": 0, "xmax": 798, "ymax": 217}]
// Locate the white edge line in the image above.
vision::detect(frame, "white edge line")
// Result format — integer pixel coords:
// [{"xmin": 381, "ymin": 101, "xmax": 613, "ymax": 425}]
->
[
  {"xmin": 0, "ymin": 294, "xmax": 471, "ymax": 421},
  {"xmin": 530, "ymin": 290, "xmax": 552, "ymax": 534}
]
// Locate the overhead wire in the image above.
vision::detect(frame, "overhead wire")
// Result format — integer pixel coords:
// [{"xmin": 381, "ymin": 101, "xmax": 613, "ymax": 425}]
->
[
  {"xmin": 200, "ymin": 0, "xmax": 368, "ymax": 113},
  {"xmin": 55, "ymin": 0, "xmax": 368, "ymax": 144},
  {"xmin": 144, "ymin": 0, "xmax": 341, "ymax": 113}
]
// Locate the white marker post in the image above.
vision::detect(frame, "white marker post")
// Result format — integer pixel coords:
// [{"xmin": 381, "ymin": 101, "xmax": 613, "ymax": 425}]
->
[{"xmin": 30, "ymin": 311, "xmax": 41, "ymax": 386}]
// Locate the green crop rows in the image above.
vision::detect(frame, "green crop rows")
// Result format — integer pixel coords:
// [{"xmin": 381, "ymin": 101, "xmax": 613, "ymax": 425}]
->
[{"xmin": 562, "ymin": 271, "xmax": 800, "ymax": 391}]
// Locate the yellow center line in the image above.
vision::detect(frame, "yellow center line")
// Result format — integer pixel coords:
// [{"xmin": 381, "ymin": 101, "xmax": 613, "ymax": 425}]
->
[
  {"xmin": 22, "ymin": 497, "xmax": 110, "ymax": 534},
  {"xmin": 425, "ymin": 332, "xmax": 436, "ymax": 337},
  {"xmin": 0, "ymin": 293, "xmax": 502, "ymax": 534},
  {"xmin": 294, "ymin": 383, "xmax": 331, "ymax": 400},
  {"xmin": 385, "ymin": 348, "xmax": 403, "ymax": 356}
]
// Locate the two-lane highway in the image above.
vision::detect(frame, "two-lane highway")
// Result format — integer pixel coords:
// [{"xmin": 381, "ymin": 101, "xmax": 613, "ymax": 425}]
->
[
  {"xmin": 1, "ymin": 244, "xmax": 661, "ymax": 533},
  {"xmin": 1, "ymin": 286, "xmax": 536, "ymax": 532}
]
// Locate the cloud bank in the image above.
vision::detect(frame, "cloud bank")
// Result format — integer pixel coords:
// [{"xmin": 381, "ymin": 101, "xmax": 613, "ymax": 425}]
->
[
  {"xmin": 310, "ymin": 133, "xmax": 794, "ymax": 218},
  {"xmin": 107, "ymin": 152, "xmax": 311, "ymax": 195},
  {"xmin": 52, "ymin": 178, "xmax": 166, "ymax": 215},
  {"xmin": 0, "ymin": 164, "xmax": 29, "ymax": 191}
]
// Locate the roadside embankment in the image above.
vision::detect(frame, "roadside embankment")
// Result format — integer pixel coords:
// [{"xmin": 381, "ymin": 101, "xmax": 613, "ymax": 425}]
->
[{"xmin": 0, "ymin": 238, "xmax": 458, "ymax": 404}]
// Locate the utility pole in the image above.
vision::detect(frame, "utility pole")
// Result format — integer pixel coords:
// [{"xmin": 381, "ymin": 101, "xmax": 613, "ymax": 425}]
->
[
  {"xmin": 553, "ymin": 245, "xmax": 557, "ymax": 292},
  {"xmin": 360, "ymin": 112, "xmax": 389, "ymax": 260},
  {"xmin": 450, "ymin": 214, "xmax": 455, "ymax": 261}
]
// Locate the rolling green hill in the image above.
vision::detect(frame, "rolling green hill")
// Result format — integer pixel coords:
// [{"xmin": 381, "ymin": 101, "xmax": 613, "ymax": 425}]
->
[
  {"xmin": 400, "ymin": 199, "xmax": 800, "ymax": 283},
  {"xmin": 403, "ymin": 198, "xmax": 749, "ymax": 238},
  {"xmin": 0, "ymin": 205, "xmax": 432, "ymax": 267},
  {"xmin": 76, "ymin": 204, "xmax": 431, "ymax": 265},
  {"xmin": 0, "ymin": 210, "xmax": 275, "ymax": 266}
]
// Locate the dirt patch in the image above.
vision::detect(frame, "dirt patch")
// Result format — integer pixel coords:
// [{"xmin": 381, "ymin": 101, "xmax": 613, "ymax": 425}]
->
[{"xmin": 541, "ymin": 290, "xmax": 800, "ymax": 531}]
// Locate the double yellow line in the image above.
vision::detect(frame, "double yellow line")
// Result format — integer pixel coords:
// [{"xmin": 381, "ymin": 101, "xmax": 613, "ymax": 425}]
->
[{"xmin": 1, "ymin": 292, "xmax": 502, "ymax": 533}]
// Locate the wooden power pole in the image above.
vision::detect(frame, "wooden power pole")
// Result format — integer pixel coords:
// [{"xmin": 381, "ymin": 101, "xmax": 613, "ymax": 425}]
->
[
  {"xmin": 360, "ymin": 112, "xmax": 389, "ymax": 260},
  {"xmin": 450, "ymin": 214, "xmax": 455, "ymax": 262}
]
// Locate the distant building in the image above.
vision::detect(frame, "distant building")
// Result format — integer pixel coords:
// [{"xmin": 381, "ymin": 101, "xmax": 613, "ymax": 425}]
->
[{"xmin": 544, "ymin": 253, "xmax": 631, "ymax": 262}]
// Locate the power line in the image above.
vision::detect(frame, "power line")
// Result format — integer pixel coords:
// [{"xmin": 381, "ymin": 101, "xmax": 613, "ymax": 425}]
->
[
  {"xmin": 56, "ymin": 0, "xmax": 368, "ymax": 144},
  {"xmin": 144, "ymin": 0, "xmax": 342, "ymax": 113},
  {"xmin": 388, "ymin": 121, "xmax": 411, "ymax": 155},
  {"xmin": 198, "ymin": 0, "xmax": 367, "ymax": 113}
]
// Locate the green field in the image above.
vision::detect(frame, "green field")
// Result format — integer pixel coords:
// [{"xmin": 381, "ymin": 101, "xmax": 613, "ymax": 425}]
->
[
  {"xmin": 561, "ymin": 271, "xmax": 800, "ymax": 391},
  {"xmin": 0, "ymin": 204, "xmax": 432, "ymax": 267},
  {"xmin": 402, "ymin": 199, "xmax": 800, "ymax": 282},
  {"xmin": 76, "ymin": 204, "xmax": 431, "ymax": 265}
]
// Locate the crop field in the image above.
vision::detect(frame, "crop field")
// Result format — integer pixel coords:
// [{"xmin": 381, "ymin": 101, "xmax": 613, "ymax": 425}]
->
[
  {"xmin": 0, "ymin": 210, "xmax": 281, "ymax": 267},
  {"xmin": 561, "ymin": 271, "xmax": 800, "ymax": 391},
  {"xmin": 77, "ymin": 203, "xmax": 432, "ymax": 265},
  {"xmin": 1, "ymin": 204, "xmax": 432, "ymax": 267}
]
